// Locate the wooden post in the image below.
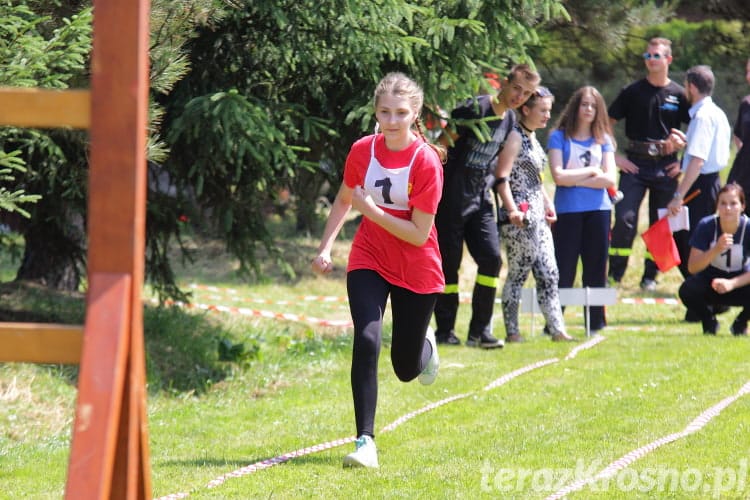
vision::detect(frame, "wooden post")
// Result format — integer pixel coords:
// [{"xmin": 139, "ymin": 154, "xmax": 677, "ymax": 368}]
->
[{"xmin": 65, "ymin": 0, "xmax": 152, "ymax": 498}]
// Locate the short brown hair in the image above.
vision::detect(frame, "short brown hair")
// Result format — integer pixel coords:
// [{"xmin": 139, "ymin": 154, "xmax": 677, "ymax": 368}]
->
[
  {"xmin": 649, "ymin": 37, "xmax": 673, "ymax": 57},
  {"xmin": 686, "ymin": 65, "xmax": 715, "ymax": 95},
  {"xmin": 718, "ymin": 182, "xmax": 746, "ymax": 208},
  {"xmin": 507, "ymin": 63, "xmax": 541, "ymax": 87}
]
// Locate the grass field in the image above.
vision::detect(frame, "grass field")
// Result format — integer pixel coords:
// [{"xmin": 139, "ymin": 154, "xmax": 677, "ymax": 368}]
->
[{"xmin": 1, "ymin": 205, "xmax": 750, "ymax": 499}]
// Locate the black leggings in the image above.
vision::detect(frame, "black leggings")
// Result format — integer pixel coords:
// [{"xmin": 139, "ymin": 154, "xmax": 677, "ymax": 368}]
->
[
  {"xmin": 347, "ymin": 269, "xmax": 437, "ymax": 438},
  {"xmin": 679, "ymin": 273, "xmax": 750, "ymax": 323},
  {"xmin": 553, "ymin": 209, "xmax": 610, "ymax": 330}
]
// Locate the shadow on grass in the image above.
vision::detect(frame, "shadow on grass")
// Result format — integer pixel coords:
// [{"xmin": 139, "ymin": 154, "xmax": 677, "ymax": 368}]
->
[
  {"xmin": 157, "ymin": 453, "xmax": 339, "ymax": 469},
  {"xmin": 144, "ymin": 305, "xmax": 232, "ymax": 394},
  {"xmin": 0, "ymin": 280, "xmax": 231, "ymax": 394},
  {"xmin": 0, "ymin": 280, "xmax": 85, "ymax": 323},
  {"xmin": 0, "ymin": 280, "xmax": 352, "ymax": 396}
]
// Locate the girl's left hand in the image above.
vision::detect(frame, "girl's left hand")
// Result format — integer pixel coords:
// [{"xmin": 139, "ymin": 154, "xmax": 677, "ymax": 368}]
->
[
  {"xmin": 711, "ymin": 277, "xmax": 734, "ymax": 295},
  {"xmin": 544, "ymin": 206, "xmax": 557, "ymax": 225}
]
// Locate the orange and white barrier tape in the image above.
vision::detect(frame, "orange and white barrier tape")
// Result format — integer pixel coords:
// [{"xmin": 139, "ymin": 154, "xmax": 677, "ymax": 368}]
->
[{"xmin": 160, "ymin": 299, "xmax": 353, "ymax": 329}]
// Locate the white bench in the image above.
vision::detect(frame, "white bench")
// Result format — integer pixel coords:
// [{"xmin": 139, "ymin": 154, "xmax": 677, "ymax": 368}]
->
[{"xmin": 520, "ymin": 287, "xmax": 618, "ymax": 337}]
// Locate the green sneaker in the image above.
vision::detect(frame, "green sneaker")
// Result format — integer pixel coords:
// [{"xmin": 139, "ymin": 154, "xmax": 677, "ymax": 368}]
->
[{"xmin": 343, "ymin": 435, "xmax": 378, "ymax": 468}]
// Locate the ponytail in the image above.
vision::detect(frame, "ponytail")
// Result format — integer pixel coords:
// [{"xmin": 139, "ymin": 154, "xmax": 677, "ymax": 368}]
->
[{"xmin": 414, "ymin": 119, "xmax": 447, "ymax": 164}]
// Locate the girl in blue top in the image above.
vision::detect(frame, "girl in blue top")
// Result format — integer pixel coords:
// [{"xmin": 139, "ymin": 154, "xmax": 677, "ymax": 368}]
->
[{"xmin": 548, "ymin": 86, "xmax": 617, "ymax": 334}]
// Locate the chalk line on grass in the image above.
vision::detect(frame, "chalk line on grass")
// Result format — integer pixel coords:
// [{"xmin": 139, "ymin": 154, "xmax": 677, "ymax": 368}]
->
[
  {"xmin": 152, "ymin": 334, "xmax": 608, "ymax": 499},
  {"xmin": 564, "ymin": 334, "xmax": 607, "ymax": 360},
  {"xmin": 204, "ymin": 436, "xmax": 356, "ymax": 489},
  {"xmin": 545, "ymin": 380, "xmax": 750, "ymax": 500},
  {"xmin": 154, "ymin": 493, "xmax": 190, "ymax": 500},
  {"xmin": 380, "ymin": 393, "xmax": 472, "ymax": 433},
  {"xmin": 483, "ymin": 358, "xmax": 559, "ymax": 391}
]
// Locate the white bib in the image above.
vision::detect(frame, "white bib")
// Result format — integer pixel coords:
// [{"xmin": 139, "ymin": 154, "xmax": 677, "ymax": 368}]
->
[
  {"xmin": 710, "ymin": 216, "xmax": 748, "ymax": 272},
  {"xmin": 363, "ymin": 137, "xmax": 425, "ymax": 211}
]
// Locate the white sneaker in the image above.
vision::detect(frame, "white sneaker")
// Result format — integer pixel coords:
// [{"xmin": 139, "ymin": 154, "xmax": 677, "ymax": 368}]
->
[
  {"xmin": 418, "ymin": 327, "xmax": 439, "ymax": 385},
  {"xmin": 343, "ymin": 435, "xmax": 378, "ymax": 468}
]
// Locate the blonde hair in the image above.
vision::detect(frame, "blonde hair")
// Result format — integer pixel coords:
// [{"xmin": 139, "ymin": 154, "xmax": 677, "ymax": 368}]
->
[{"xmin": 374, "ymin": 72, "xmax": 446, "ymax": 162}]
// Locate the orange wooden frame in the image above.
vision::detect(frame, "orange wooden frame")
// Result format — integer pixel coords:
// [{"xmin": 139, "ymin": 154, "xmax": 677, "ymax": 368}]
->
[
  {"xmin": 0, "ymin": 88, "xmax": 90, "ymax": 129},
  {"xmin": 0, "ymin": 1, "xmax": 153, "ymax": 498}
]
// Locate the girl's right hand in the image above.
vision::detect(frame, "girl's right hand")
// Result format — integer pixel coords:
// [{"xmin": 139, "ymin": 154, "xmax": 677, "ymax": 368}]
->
[
  {"xmin": 618, "ymin": 158, "xmax": 639, "ymax": 175},
  {"xmin": 509, "ymin": 210, "xmax": 526, "ymax": 228},
  {"xmin": 716, "ymin": 233, "xmax": 734, "ymax": 252},
  {"xmin": 311, "ymin": 254, "xmax": 333, "ymax": 274}
]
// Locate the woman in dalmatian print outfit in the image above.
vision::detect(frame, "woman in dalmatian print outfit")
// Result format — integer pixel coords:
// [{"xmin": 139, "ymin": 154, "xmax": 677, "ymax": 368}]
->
[
  {"xmin": 312, "ymin": 73, "xmax": 446, "ymax": 468},
  {"xmin": 494, "ymin": 87, "xmax": 575, "ymax": 342}
]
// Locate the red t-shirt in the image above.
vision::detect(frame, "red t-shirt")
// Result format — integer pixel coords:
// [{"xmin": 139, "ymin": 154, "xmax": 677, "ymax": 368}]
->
[{"xmin": 343, "ymin": 134, "xmax": 445, "ymax": 294}]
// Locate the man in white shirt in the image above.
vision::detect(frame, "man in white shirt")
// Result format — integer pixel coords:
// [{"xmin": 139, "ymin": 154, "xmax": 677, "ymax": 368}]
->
[{"xmin": 666, "ymin": 65, "xmax": 731, "ymax": 320}]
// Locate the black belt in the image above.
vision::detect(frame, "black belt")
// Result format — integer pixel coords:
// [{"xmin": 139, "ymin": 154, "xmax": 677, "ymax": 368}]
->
[
  {"xmin": 627, "ymin": 153, "xmax": 676, "ymax": 162},
  {"xmin": 626, "ymin": 140, "xmax": 669, "ymax": 158}
]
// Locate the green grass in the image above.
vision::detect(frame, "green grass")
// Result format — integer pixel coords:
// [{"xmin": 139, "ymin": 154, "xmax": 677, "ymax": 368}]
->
[{"xmin": 2, "ymin": 211, "xmax": 750, "ymax": 499}]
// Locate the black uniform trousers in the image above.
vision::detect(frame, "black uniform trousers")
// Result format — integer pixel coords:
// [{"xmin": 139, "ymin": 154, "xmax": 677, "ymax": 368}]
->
[
  {"xmin": 673, "ymin": 172, "xmax": 721, "ymax": 278},
  {"xmin": 434, "ymin": 195, "xmax": 501, "ymax": 340},
  {"xmin": 609, "ymin": 156, "xmax": 678, "ymax": 283}
]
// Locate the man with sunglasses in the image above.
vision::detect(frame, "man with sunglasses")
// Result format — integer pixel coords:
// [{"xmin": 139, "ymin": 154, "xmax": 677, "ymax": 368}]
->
[{"xmin": 607, "ymin": 37, "xmax": 691, "ymax": 292}]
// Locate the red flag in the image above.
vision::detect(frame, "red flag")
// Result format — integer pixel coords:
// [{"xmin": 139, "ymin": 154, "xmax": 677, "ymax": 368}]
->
[{"xmin": 641, "ymin": 216, "xmax": 681, "ymax": 272}]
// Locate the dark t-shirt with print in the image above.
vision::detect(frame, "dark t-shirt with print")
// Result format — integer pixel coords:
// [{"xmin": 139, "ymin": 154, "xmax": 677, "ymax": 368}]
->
[
  {"xmin": 443, "ymin": 94, "xmax": 516, "ymax": 217},
  {"xmin": 609, "ymin": 78, "xmax": 690, "ymax": 142},
  {"xmin": 728, "ymin": 95, "xmax": 750, "ymax": 197}
]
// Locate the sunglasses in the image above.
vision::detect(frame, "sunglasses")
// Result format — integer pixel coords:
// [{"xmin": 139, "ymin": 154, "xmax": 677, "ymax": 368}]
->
[
  {"xmin": 643, "ymin": 52, "xmax": 667, "ymax": 60},
  {"xmin": 534, "ymin": 86, "xmax": 553, "ymax": 97}
]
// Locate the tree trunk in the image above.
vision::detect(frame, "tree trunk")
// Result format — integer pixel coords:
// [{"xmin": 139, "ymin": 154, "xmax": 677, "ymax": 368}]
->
[
  {"xmin": 15, "ymin": 211, "xmax": 86, "ymax": 291},
  {"xmin": 293, "ymin": 164, "xmax": 333, "ymax": 235}
]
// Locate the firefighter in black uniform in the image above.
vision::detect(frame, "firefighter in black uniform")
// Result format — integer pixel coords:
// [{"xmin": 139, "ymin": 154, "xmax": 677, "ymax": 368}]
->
[
  {"xmin": 434, "ymin": 64, "xmax": 540, "ymax": 347},
  {"xmin": 608, "ymin": 37, "xmax": 690, "ymax": 291}
]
